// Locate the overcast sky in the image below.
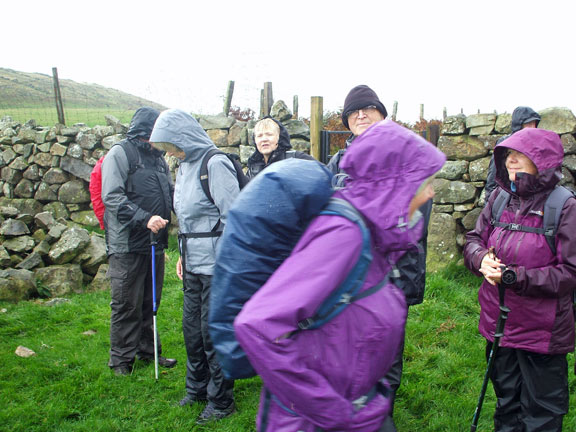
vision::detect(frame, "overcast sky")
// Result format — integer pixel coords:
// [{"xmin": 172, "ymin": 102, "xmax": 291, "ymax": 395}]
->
[{"xmin": 4, "ymin": 0, "xmax": 575, "ymax": 122}]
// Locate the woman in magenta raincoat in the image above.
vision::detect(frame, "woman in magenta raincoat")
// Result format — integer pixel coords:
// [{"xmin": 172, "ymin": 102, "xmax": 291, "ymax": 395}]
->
[{"xmin": 234, "ymin": 120, "xmax": 446, "ymax": 431}]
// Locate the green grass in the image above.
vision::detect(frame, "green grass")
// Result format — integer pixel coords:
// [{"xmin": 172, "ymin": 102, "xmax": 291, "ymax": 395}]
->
[
  {"xmin": 0, "ymin": 107, "xmax": 137, "ymax": 128},
  {"xmin": 1, "ymin": 255, "xmax": 575, "ymax": 431}
]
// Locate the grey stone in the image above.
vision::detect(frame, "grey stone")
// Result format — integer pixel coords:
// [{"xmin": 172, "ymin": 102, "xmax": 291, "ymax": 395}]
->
[
  {"xmin": 0, "ymin": 245, "xmax": 11, "ymax": 267},
  {"xmin": 283, "ymin": 120, "xmax": 310, "ymax": 140},
  {"xmin": 538, "ymin": 107, "xmax": 576, "ymax": 134},
  {"xmin": 43, "ymin": 202, "xmax": 70, "ymax": 220},
  {"xmin": 206, "ymin": 129, "xmax": 228, "ymax": 147},
  {"xmin": 67, "ymin": 143, "xmax": 84, "ymax": 158},
  {"xmin": 0, "ymin": 205, "xmax": 19, "ymax": 218},
  {"xmin": 441, "ymin": 115, "xmax": 467, "ymax": 135},
  {"xmin": 433, "ymin": 204, "xmax": 454, "ymax": 213},
  {"xmin": 3, "ymin": 236, "xmax": 35, "ymax": 253},
  {"xmin": 23, "ymin": 164, "xmax": 41, "ymax": 181},
  {"xmin": 37, "ymin": 142, "xmax": 51, "ymax": 152},
  {"xmin": 462, "ymin": 208, "xmax": 483, "ymax": 230},
  {"xmin": 35, "ymin": 264, "xmax": 83, "ymax": 297},
  {"xmin": 198, "ymin": 114, "xmax": 236, "ymax": 130},
  {"xmin": 8, "ymin": 156, "xmax": 28, "ymax": 171},
  {"xmin": 561, "ymin": 133, "xmax": 576, "ymax": 155},
  {"xmin": 0, "ymin": 198, "xmax": 44, "ymax": 215},
  {"xmin": 2, "ymin": 148, "xmax": 17, "ymax": 164},
  {"xmin": 48, "ymin": 227, "xmax": 91, "ymax": 264},
  {"xmin": 56, "ymin": 135, "xmax": 74, "ymax": 145},
  {"xmin": 58, "ymin": 180, "xmax": 91, "ymax": 204},
  {"xmin": 562, "ymin": 155, "xmax": 576, "ymax": 172},
  {"xmin": 436, "ymin": 161, "xmax": 469, "ymax": 180},
  {"xmin": 227, "ymin": 122, "xmax": 246, "ymax": 147},
  {"xmin": 76, "ymin": 132, "xmax": 100, "ymax": 150},
  {"xmin": 1, "ymin": 167, "xmax": 23, "ymax": 184},
  {"xmin": 70, "ymin": 210, "xmax": 99, "ymax": 227},
  {"xmin": 34, "ymin": 182, "xmax": 59, "ymax": 202},
  {"xmin": 427, "ymin": 213, "xmax": 459, "ymax": 263},
  {"xmin": 0, "ymin": 268, "xmax": 36, "ymax": 301},
  {"xmin": 34, "ymin": 152, "xmax": 54, "ymax": 168},
  {"xmin": 271, "ymin": 100, "xmax": 292, "ymax": 122},
  {"xmin": 437, "ymin": 135, "xmax": 489, "ymax": 161},
  {"xmin": 50, "ymin": 143, "xmax": 68, "ymax": 157},
  {"xmin": 13, "ymin": 143, "xmax": 34, "ymax": 158},
  {"xmin": 239, "ymin": 145, "xmax": 253, "ymax": 164},
  {"xmin": 495, "ymin": 113, "xmax": 512, "ymax": 134},
  {"xmin": 91, "ymin": 125, "xmax": 115, "ymax": 139},
  {"xmin": 16, "ymin": 252, "xmax": 44, "ymax": 270},
  {"xmin": 105, "ymin": 115, "xmax": 128, "ymax": 134},
  {"xmin": 0, "ymin": 218, "xmax": 30, "ymax": 236},
  {"xmin": 433, "ymin": 179, "xmax": 478, "ymax": 204},
  {"xmin": 290, "ymin": 140, "xmax": 310, "ymax": 153},
  {"xmin": 102, "ymin": 134, "xmax": 123, "ymax": 150},
  {"xmin": 34, "ymin": 212, "xmax": 57, "ymax": 230},
  {"xmin": 35, "ymin": 129, "xmax": 49, "ymax": 144},
  {"xmin": 89, "ymin": 263, "xmax": 110, "ymax": 291},
  {"xmin": 33, "ymin": 240, "xmax": 51, "ymax": 256},
  {"xmin": 469, "ymin": 157, "xmax": 492, "ymax": 182},
  {"xmin": 14, "ymin": 179, "xmax": 35, "ymax": 198},
  {"xmin": 43, "ymin": 168, "xmax": 69, "ymax": 184},
  {"xmin": 60, "ymin": 156, "xmax": 92, "ymax": 182},
  {"xmin": 46, "ymin": 222, "xmax": 68, "ymax": 243},
  {"xmin": 17, "ymin": 128, "xmax": 37, "ymax": 143},
  {"xmin": 73, "ymin": 234, "xmax": 107, "ymax": 275}
]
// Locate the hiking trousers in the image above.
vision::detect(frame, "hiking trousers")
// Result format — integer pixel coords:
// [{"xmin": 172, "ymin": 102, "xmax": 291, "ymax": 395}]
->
[
  {"xmin": 182, "ymin": 272, "xmax": 234, "ymax": 408},
  {"xmin": 108, "ymin": 252, "xmax": 165, "ymax": 368},
  {"xmin": 487, "ymin": 343, "xmax": 568, "ymax": 432}
]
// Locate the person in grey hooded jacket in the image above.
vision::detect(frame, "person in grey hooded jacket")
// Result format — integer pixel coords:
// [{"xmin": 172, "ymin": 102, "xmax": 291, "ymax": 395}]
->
[
  {"xmin": 483, "ymin": 106, "xmax": 540, "ymax": 203},
  {"xmin": 150, "ymin": 109, "xmax": 238, "ymax": 425},
  {"xmin": 101, "ymin": 107, "xmax": 176, "ymax": 376}
]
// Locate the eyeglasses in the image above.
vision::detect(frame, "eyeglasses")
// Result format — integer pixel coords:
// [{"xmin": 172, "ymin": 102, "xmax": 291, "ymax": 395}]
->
[{"xmin": 347, "ymin": 105, "xmax": 379, "ymax": 121}]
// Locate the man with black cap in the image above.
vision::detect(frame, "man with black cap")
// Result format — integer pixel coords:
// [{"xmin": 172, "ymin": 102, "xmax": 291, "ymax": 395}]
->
[
  {"xmin": 483, "ymin": 106, "xmax": 541, "ymax": 203},
  {"xmin": 328, "ymin": 85, "xmax": 432, "ymax": 432}
]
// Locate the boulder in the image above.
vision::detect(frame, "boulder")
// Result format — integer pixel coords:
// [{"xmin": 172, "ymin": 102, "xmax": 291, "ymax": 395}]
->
[
  {"xmin": 437, "ymin": 135, "xmax": 489, "ymax": 161},
  {"xmin": 433, "ymin": 179, "xmax": 478, "ymax": 204},
  {"xmin": 0, "ymin": 268, "xmax": 36, "ymax": 301},
  {"xmin": 58, "ymin": 180, "xmax": 91, "ymax": 204},
  {"xmin": 35, "ymin": 264, "xmax": 83, "ymax": 297},
  {"xmin": 538, "ymin": 107, "xmax": 576, "ymax": 134},
  {"xmin": 198, "ymin": 114, "xmax": 236, "ymax": 130},
  {"xmin": 73, "ymin": 233, "xmax": 107, "ymax": 275},
  {"xmin": 89, "ymin": 263, "xmax": 110, "ymax": 291},
  {"xmin": 271, "ymin": 100, "xmax": 292, "ymax": 122},
  {"xmin": 0, "ymin": 218, "xmax": 30, "ymax": 236},
  {"xmin": 436, "ymin": 161, "xmax": 469, "ymax": 180},
  {"xmin": 441, "ymin": 115, "xmax": 467, "ymax": 135},
  {"xmin": 48, "ymin": 227, "xmax": 91, "ymax": 264},
  {"xmin": 427, "ymin": 213, "xmax": 459, "ymax": 264}
]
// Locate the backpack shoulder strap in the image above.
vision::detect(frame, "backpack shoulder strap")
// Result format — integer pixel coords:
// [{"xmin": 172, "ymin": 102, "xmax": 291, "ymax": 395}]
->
[
  {"xmin": 542, "ymin": 186, "xmax": 576, "ymax": 254},
  {"xmin": 117, "ymin": 140, "xmax": 141, "ymax": 175},
  {"xmin": 200, "ymin": 148, "xmax": 222, "ymax": 205},
  {"xmin": 490, "ymin": 188, "xmax": 511, "ymax": 226},
  {"xmin": 297, "ymin": 198, "xmax": 377, "ymax": 331}
]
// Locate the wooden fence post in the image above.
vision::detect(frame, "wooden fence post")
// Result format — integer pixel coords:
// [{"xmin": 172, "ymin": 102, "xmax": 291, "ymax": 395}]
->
[
  {"xmin": 223, "ymin": 81, "xmax": 234, "ymax": 115},
  {"xmin": 293, "ymin": 95, "xmax": 299, "ymax": 119},
  {"xmin": 261, "ymin": 82, "xmax": 273, "ymax": 117},
  {"xmin": 420, "ymin": 104, "xmax": 424, "ymax": 121},
  {"xmin": 392, "ymin": 101, "xmax": 398, "ymax": 121},
  {"xmin": 310, "ymin": 96, "xmax": 323, "ymax": 161},
  {"xmin": 443, "ymin": 107, "xmax": 447, "ymax": 121},
  {"xmin": 52, "ymin": 67, "xmax": 65, "ymax": 125}
]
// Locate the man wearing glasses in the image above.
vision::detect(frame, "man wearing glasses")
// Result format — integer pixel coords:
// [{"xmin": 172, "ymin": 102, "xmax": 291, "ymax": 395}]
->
[{"xmin": 328, "ymin": 85, "xmax": 433, "ymax": 432}]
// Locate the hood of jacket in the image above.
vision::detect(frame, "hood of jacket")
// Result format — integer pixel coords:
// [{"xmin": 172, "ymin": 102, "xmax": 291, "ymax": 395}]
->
[
  {"xmin": 125, "ymin": 107, "xmax": 160, "ymax": 151},
  {"xmin": 494, "ymin": 128, "xmax": 563, "ymax": 197},
  {"xmin": 511, "ymin": 106, "xmax": 541, "ymax": 132},
  {"xmin": 337, "ymin": 120, "xmax": 446, "ymax": 252},
  {"xmin": 248, "ymin": 116, "xmax": 292, "ymax": 164},
  {"xmin": 149, "ymin": 109, "xmax": 216, "ymax": 163}
]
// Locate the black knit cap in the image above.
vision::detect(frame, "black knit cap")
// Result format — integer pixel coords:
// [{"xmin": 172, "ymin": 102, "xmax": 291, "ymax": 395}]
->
[{"xmin": 341, "ymin": 85, "xmax": 388, "ymax": 130}]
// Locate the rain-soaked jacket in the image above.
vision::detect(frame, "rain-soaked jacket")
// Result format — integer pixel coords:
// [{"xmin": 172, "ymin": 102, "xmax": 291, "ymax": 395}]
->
[
  {"xmin": 464, "ymin": 128, "xmax": 576, "ymax": 354},
  {"xmin": 102, "ymin": 107, "xmax": 172, "ymax": 255},
  {"xmin": 149, "ymin": 109, "xmax": 240, "ymax": 275},
  {"xmin": 247, "ymin": 116, "xmax": 315, "ymax": 178},
  {"xmin": 234, "ymin": 120, "xmax": 446, "ymax": 431},
  {"xmin": 484, "ymin": 106, "xmax": 541, "ymax": 202}
]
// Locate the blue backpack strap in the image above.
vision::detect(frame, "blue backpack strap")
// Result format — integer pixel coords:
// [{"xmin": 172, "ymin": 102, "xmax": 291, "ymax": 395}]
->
[
  {"xmin": 297, "ymin": 198, "xmax": 375, "ymax": 331},
  {"xmin": 542, "ymin": 186, "xmax": 576, "ymax": 255}
]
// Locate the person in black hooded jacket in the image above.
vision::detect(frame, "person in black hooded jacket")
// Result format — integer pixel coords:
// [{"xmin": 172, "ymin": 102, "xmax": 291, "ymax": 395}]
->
[
  {"xmin": 483, "ymin": 106, "xmax": 541, "ymax": 203},
  {"xmin": 246, "ymin": 117, "xmax": 315, "ymax": 178},
  {"xmin": 101, "ymin": 107, "xmax": 176, "ymax": 376}
]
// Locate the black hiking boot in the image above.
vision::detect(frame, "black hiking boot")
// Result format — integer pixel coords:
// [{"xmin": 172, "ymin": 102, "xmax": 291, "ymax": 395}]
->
[
  {"xmin": 196, "ymin": 401, "xmax": 236, "ymax": 424},
  {"xmin": 112, "ymin": 364, "xmax": 133, "ymax": 376},
  {"xmin": 138, "ymin": 355, "xmax": 178, "ymax": 368},
  {"xmin": 178, "ymin": 394, "xmax": 207, "ymax": 407}
]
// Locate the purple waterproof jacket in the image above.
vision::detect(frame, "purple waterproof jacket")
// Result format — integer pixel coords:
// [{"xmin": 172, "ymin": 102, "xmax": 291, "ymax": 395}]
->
[
  {"xmin": 464, "ymin": 128, "xmax": 576, "ymax": 354},
  {"xmin": 234, "ymin": 120, "xmax": 446, "ymax": 431}
]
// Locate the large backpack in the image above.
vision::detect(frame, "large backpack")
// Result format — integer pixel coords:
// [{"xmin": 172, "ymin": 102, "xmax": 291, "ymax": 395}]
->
[
  {"xmin": 208, "ymin": 158, "xmax": 389, "ymax": 379},
  {"xmin": 89, "ymin": 140, "xmax": 141, "ymax": 230},
  {"xmin": 490, "ymin": 185, "xmax": 576, "ymax": 255},
  {"xmin": 199, "ymin": 148, "xmax": 249, "ymax": 205}
]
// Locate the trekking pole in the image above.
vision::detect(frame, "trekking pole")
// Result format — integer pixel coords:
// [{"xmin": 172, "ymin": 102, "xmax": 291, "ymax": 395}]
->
[
  {"xmin": 470, "ymin": 265, "xmax": 515, "ymax": 431},
  {"xmin": 150, "ymin": 231, "xmax": 160, "ymax": 381}
]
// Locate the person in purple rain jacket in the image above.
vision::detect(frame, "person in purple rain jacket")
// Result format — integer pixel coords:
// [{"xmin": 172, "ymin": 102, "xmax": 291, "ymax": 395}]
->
[
  {"xmin": 464, "ymin": 128, "xmax": 576, "ymax": 431},
  {"xmin": 234, "ymin": 120, "xmax": 446, "ymax": 431}
]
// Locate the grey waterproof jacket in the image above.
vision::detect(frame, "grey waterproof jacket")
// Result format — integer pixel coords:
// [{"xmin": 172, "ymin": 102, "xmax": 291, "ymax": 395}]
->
[
  {"xmin": 102, "ymin": 107, "xmax": 173, "ymax": 255},
  {"xmin": 150, "ymin": 109, "xmax": 240, "ymax": 275}
]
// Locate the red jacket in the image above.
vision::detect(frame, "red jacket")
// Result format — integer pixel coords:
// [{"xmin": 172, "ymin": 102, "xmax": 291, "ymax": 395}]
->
[{"xmin": 89, "ymin": 156, "xmax": 105, "ymax": 229}]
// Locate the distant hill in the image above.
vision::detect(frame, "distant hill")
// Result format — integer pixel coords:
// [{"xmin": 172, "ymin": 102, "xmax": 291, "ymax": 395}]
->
[{"xmin": 0, "ymin": 67, "xmax": 166, "ymax": 111}]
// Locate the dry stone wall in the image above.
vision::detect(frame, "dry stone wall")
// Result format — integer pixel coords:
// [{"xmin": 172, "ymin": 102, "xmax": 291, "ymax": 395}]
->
[
  {"xmin": 0, "ymin": 100, "xmax": 311, "ymax": 301},
  {"xmin": 2, "ymin": 103, "xmax": 575, "ymax": 301}
]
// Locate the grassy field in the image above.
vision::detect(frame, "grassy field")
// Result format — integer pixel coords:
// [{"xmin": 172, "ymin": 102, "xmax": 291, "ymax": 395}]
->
[
  {"xmin": 0, "ymin": 107, "xmax": 137, "ymax": 128},
  {"xmin": 1, "ymin": 250, "xmax": 575, "ymax": 431}
]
